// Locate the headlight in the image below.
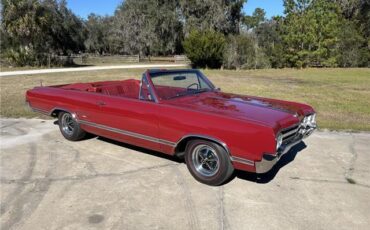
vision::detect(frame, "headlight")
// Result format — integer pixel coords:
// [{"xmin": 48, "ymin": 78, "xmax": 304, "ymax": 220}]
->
[
  {"xmin": 306, "ymin": 113, "xmax": 316, "ymax": 127},
  {"xmin": 302, "ymin": 114, "xmax": 316, "ymax": 127},
  {"xmin": 303, "ymin": 116, "xmax": 308, "ymax": 124},
  {"xmin": 276, "ymin": 133, "xmax": 283, "ymax": 150},
  {"xmin": 309, "ymin": 113, "xmax": 316, "ymax": 126}
]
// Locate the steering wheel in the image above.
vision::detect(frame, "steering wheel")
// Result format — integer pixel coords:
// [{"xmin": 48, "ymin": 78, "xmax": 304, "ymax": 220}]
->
[{"xmin": 186, "ymin": 83, "xmax": 199, "ymax": 91}]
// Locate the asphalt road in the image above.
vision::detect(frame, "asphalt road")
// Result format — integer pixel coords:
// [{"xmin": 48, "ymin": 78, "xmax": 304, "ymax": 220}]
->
[
  {"xmin": 0, "ymin": 64, "xmax": 188, "ymax": 77},
  {"xmin": 1, "ymin": 118, "xmax": 369, "ymax": 230}
]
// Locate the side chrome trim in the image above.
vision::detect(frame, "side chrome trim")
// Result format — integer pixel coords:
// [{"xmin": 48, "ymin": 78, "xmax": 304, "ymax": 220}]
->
[
  {"xmin": 29, "ymin": 105, "xmax": 76, "ymax": 119},
  {"xmin": 29, "ymin": 105, "xmax": 50, "ymax": 115},
  {"xmin": 230, "ymin": 156, "xmax": 254, "ymax": 166},
  {"xmin": 78, "ymin": 119, "xmax": 176, "ymax": 147}
]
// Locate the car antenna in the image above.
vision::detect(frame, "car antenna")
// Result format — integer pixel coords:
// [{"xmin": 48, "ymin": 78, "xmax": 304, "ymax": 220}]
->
[{"xmin": 40, "ymin": 80, "xmax": 43, "ymax": 87}]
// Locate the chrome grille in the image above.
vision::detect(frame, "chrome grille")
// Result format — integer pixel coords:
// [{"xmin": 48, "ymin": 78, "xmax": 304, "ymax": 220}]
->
[{"xmin": 281, "ymin": 124, "xmax": 300, "ymax": 143}]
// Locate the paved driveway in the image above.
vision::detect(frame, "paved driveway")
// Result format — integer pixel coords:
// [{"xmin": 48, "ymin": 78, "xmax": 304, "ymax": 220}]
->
[{"xmin": 1, "ymin": 118, "xmax": 369, "ymax": 230}]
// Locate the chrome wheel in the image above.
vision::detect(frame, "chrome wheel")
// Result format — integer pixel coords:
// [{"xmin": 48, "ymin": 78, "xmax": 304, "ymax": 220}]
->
[
  {"xmin": 191, "ymin": 144, "xmax": 220, "ymax": 177},
  {"xmin": 61, "ymin": 113, "xmax": 75, "ymax": 136}
]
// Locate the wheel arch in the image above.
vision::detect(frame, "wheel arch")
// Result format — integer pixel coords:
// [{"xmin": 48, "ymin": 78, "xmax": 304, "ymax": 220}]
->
[
  {"xmin": 174, "ymin": 134, "xmax": 231, "ymax": 158},
  {"xmin": 50, "ymin": 107, "xmax": 76, "ymax": 119}
]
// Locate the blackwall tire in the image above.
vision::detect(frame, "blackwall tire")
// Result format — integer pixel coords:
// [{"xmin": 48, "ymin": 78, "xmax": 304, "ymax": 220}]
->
[
  {"xmin": 185, "ymin": 139, "xmax": 234, "ymax": 186},
  {"xmin": 58, "ymin": 112, "xmax": 86, "ymax": 141}
]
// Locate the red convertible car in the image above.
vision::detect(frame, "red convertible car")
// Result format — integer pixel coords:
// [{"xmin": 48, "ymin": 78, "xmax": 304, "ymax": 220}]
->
[{"xmin": 26, "ymin": 69, "xmax": 316, "ymax": 185}]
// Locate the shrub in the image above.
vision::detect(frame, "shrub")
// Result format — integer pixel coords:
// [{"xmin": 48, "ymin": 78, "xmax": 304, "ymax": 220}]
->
[{"xmin": 183, "ymin": 30, "xmax": 226, "ymax": 68}]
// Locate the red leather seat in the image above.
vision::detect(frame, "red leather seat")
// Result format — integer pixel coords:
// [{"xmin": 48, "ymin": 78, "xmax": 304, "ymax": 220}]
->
[
  {"xmin": 62, "ymin": 79, "xmax": 141, "ymax": 99},
  {"xmin": 121, "ymin": 80, "xmax": 140, "ymax": 98},
  {"xmin": 101, "ymin": 85, "xmax": 125, "ymax": 96},
  {"xmin": 100, "ymin": 79, "xmax": 140, "ymax": 98}
]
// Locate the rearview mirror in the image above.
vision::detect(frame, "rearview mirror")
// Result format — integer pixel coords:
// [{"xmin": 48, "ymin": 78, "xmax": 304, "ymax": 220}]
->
[{"xmin": 173, "ymin": 76, "xmax": 186, "ymax": 81}]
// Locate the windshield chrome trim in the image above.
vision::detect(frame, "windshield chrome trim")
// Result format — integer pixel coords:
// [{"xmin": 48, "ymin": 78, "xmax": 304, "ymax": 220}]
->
[{"xmin": 144, "ymin": 71, "xmax": 159, "ymax": 103}]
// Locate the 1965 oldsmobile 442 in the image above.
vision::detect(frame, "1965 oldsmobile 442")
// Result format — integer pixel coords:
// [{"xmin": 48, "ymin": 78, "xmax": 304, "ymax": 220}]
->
[{"xmin": 26, "ymin": 69, "xmax": 316, "ymax": 185}]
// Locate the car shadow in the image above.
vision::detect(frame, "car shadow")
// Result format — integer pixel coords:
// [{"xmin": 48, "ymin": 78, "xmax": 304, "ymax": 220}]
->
[
  {"xmin": 96, "ymin": 136, "xmax": 184, "ymax": 163},
  {"xmin": 233, "ymin": 141, "xmax": 307, "ymax": 184},
  {"xmin": 54, "ymin": 120, "xmax": 180, "ymax": 162}
]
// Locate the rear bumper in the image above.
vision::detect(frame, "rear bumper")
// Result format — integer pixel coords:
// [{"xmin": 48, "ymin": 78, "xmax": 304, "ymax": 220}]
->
[{"xmin": 255, "ymin": 125, "xmax": 316, "ymax": 174}]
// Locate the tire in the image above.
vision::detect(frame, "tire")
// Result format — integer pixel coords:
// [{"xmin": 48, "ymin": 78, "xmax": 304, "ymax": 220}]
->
[
  {"xmin": 58, "ymin": 112, "xmax": 86, "ymax": 141},
  {"xmin": 185, "ymin": 139, "xmax": 234, "ymax": 186}
]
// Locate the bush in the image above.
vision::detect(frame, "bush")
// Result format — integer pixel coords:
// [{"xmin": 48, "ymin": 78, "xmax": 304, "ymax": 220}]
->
[
  {"xmin": 183, "ymin": 30, "xmax": 226, "ymax": 68},
  {"xmin": 3, "ymin": 46, "xmax": 75, "ymax": 67},
  {"xmin": 4, "ymin": 46, "xmax": 38, "ymax": 66},
  {"xmin": 223, "ymin": 34, "xmax": 270, "ymax": 69}
]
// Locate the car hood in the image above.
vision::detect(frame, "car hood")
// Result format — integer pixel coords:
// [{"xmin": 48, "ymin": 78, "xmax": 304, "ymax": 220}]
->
[{"xmin": 165, "ymin": 91, "xmax": 315, "ymax": 129}]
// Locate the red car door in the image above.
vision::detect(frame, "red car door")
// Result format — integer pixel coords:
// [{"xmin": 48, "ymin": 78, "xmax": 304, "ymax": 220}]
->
[
  {"xmin": 95, "ymin": 86, "xmax": 162, "ymax": 152},
  {"xmin": 71, "ymin": 91, "xmax": 105, "ymax": 125}
]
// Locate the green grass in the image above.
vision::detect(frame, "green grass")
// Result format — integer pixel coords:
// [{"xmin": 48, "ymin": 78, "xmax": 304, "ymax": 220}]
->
[
  {"xmin": 1, "ymin": 68, "xmax": 369, "ymax": 131},
  {"xmin": 0, "ymin": 62, "xmax": 164, "ymax": 72},
  {"xmin": 0, "ymin": 56, "xmax": 186, "ymax": 71}
]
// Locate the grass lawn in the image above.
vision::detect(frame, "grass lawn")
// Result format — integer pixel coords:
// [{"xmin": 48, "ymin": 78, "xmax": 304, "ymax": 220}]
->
[
  {"xmin": 0, "ymin": 56, "xmax": 187, "ymax": 72},
  {"xmin": 0, "ymin": 62, "xmax": 174, "ymax": 72},
  {"xmin": 1, "ymin": 68, "xmax": 369, "ymax": 131}
]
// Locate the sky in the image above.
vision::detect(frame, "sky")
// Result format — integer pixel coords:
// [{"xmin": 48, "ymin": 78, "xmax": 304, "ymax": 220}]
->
[
  {"xmin": 66, "ymin": 0, "xmax": 284, "ymax": 19},
  {"xmin": 243, "ymin": 0, "xmax": 284, "ymax": 18},
  {"xmin": 66, "ymin": 0, "xmax": 123, "ymax": 18}
]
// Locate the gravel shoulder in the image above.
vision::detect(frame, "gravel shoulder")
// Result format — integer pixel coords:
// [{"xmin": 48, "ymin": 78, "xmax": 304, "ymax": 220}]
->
[{"xmin": 1, "ymin": 118, "xmax": 369, "ymax": 230}]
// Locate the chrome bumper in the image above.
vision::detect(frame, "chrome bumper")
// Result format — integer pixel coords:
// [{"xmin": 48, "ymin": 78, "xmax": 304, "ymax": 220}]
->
[{"xmin": 255, "ymin": 125, "xmax": 316, "ymax": 174}]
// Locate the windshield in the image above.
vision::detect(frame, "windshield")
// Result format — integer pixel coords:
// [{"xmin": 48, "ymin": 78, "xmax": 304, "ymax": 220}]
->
[{"xmin": 150, "ymin": 71, "xmax": 214, "ymax": 100}]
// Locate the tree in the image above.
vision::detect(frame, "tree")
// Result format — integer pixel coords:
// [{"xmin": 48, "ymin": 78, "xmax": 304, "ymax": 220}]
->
[
  {"xmin": 1, "ymin": 0, "xmax": 85, "ymax": 66},
  {"xmin": 254, "ymin": 17, "xmax": 285, "ymax": 68},
  {"xmin": 337, "ymin": 20, "xmax": 365, "ymax": 67},
  {"xmin": 179, "ymin": 0, "xmax": 246, "ymax": 35},
  {"xmin": 335, "ymin": 0, "xmax": 370, "ymax": 67},
  {"xmin": 56, "ymin": 0, "xmax": 86, "ymax": 54},
  {"xmin": 183, "ymin": 29, "xmax": 226, "ymax": 68},
  {"xmin": 242, "ymin": 8, "xmax": 266, "ymax": 30},
  {"xmin": 281, "ymin": 0, "xmax": 342, "ymax": 67},
  {"xmin": 85, "ymin": 14, "xmax": 112, "ymax": 54},
  {"xmin": 111, "ymin": 0, "xmax": 183, "ymax": 56},
  {"xmin": 224, "ymin": 33, "xmax": 270, "ymax": 69}
]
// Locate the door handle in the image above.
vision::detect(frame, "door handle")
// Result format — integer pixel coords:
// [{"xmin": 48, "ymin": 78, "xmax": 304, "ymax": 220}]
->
[{"xmin": 97, "ymin": 101, "xmax": 106, "ymax": 106}]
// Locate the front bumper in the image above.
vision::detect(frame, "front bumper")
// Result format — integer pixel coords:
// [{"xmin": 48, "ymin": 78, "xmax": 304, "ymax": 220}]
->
[{"xmin": 255, "ymin": 124, "xmax": 316, "ymax": 174}]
